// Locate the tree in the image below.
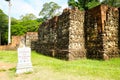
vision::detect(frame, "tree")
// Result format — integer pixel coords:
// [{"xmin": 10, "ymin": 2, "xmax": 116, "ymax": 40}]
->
[
  {"xmin": 68, "ymin": 0, "xmax": 100, "ymax": 10},
  {"xmin": 39, "ymin": 2, "xmax": 61, "ymax": 20},
  {"xmin": 11, "ymin": 13, "xmax": 41, "ymax": 36},
  {"xmin": 0, "ymin": 9, "xmax": 8, "ymax": 44},
  {"xmin": 20, "ymin": 13, "xmax": 37, "ymax": 21},
  {"xmin": 101, "ymin": 0, "xmax": 120, "ymax": 7}
]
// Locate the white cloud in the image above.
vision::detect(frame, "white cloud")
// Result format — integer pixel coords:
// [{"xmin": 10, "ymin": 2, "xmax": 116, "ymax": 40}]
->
[{"xmin": 0, "ymin": 0, "xmax": 68, "ymax": 19}]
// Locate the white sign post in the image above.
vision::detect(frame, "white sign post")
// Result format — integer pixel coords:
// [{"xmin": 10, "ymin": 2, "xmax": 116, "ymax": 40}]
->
[{"xmin": 16, "ymin": 47, "xmax": 33, "ymax": 74}]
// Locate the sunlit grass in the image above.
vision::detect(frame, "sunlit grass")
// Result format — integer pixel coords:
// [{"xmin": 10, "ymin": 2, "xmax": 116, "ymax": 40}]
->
[{"xmin": 0, "ymin": 51, "xmax": 120, "ymax": 80}]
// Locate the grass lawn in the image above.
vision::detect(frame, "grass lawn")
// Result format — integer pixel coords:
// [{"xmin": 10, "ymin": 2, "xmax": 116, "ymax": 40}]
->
[{"xmin": 0, "ymin": 51, "xmax": 120, "ymax": 80}]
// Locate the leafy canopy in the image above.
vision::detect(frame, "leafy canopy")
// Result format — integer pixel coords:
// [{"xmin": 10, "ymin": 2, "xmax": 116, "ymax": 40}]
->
[
  {"xmin": 101, "ymin": 0, "xmax": 120, "ymax": 7},
  {"xmin": 0, "ymin": 9, "xmax": 8, "ymax": 44},
  {"xmin": 39, "ymin": 2, "xmax": 61, "ymax": 20},
  {"xmin": 20, "ymin": 13, "xmax": 37, "ymax": 21},
  {"xmin": 68, "ymin": 0, "xmax": 100, "ymax": 10},
  {"xmin": 11, "ymin": 13, "xmax": 41, "ymax": 36}
]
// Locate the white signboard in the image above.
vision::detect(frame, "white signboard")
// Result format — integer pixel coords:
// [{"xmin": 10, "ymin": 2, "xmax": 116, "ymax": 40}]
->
[{"xmin": 16, "ymin": 47, "xmax": 33, "ymax": 74}]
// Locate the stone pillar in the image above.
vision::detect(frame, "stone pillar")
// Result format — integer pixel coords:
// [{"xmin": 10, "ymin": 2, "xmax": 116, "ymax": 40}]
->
[
  {"xmin": 102, "ymin": 7, "xmax": 119, "ymax": 59},
  {"xmin": 68, "ymin": 9, "xmax": 86, "ymax": 60}
]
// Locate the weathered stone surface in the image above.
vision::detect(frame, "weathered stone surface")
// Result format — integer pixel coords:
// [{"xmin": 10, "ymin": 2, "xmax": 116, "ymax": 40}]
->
[
  {"xmin": 0, "ymin": 36, "xmax": 22, "ymax": 50},
  {"xmin": 68, "ymin": 8, "xmax": 86, "ymax": 60},
  {"xmin": 85, "ymin": 4, "xmax": 120, "ymax": 60},
  {"xmin": 25, "ymin": 32, "xmax": 38, "ymax": 50},
  {"xmin": 0, "ymin": 32, "xmax": 38, "ymax": 50},
  {"xmin": 36, "ymin": 4, "xmax": 120, "ymax": 60},
  {"xmin": 84, "ymin": 5, "xmax": 103, "ymax": 59},
  {"xmin": 102, "ymin": 6, "xmax": 119, "ymax": 59},
  {"xmin": 36, "ymin": 8, "xmax": 86, "ymax": 60}
]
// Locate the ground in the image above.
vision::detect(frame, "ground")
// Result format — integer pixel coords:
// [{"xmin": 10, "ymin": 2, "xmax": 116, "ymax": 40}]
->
[
  {"xmin": 0, "ymin": 51, "xmax": 120, "ymax": 80},
  {"xmin": 0, "ymin": 61, "xmax": 114, "ymax": 80},
  {"xmin": 0, "ymin": 62, "xmax": 15, "ymax": 80}
]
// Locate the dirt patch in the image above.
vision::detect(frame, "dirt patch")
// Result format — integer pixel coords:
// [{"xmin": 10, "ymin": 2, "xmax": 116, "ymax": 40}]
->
[
  {"xmin": 0, "ymin": 62, "xmax": 16, "ymax": 80},
  {"xmin": 0, "ymin": 72, "xmax": 10, "ymax": 80},
  {"xmin": 0, "ymin": 62, "xmax": 16, "ymax": 71}
]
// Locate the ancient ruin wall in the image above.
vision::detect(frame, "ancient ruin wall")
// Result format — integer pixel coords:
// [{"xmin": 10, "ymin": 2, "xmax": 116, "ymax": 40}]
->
[
  {"xmin": 102, "ymin": 6, "xmax": 120, "ymax": 58},
  {"xmin": 36, "ymin": 8, "xmax": 86, "ymax": 60},
  {"xmin": 85, "ymin": 5, "xmax": 103, "ymax": 59},
  {"xmin": 0, "ymin": 32, "xmax": 38, "ymax": 50},
  {"xmin": 36, "ymin": 4, "xmax": 120, "ymax": 60},
  {"xmin": 55, "ymin": 9, "xmax": 70, "ymax": 60},
  {"xmin": 85, "ymin": 5, "xmax": 120, "ymax": 59},
  {"xmin": 0, "ymin": 36, "xmax": 22, "ymax": 50},
  {"xmin": 68, "ymin": 8, "xmax": 86, "ymax": 60},
  {"xmin": 36, "ymin": 16, "xmax": 58, "ymax": 56},
  {"xmin": 25, "ymin": 32, "xmax": 38, "ymax": 50}
]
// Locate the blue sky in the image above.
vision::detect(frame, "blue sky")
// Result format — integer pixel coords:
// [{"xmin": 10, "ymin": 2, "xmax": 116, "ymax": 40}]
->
[{"xmin": 0, "ymin": 0, "xmax": 68, "ymax": 19}]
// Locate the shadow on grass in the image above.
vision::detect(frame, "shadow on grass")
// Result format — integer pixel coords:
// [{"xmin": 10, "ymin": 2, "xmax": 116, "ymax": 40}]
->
[
  {"xmin": 0, "ymin": 69, "xmax": 6, "ymax": 72},
  {"xmin": 8, "ymin": 67, "xmax": 16, "ymax": 72}
]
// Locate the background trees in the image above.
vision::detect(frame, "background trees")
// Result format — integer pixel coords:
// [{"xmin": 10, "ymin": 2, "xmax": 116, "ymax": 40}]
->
[
  {"xmin": 68, "ymin": 0, "xmax": 120, "ymax": 10},
  {"xmin": 39, "ymin": 2, "xmax": 61, "ymax": 21},
  {"xmin": 11, "ymin": 13, "xmax": 40, "ymax": 36},
  {"xmin": 0, "ymin": 9, "xmax": 42, "ymax": 45},
  {"xmin": 0, "ymin": 1, "xmax": 60, "ymax": 45},
  {"xmin": 68, "ymin": 0, "xmax": 100, "ymax": 10},
  {"xmin": 101, "ymin": 0, "xmax": 120, "ymax": 7},
  {"xmin": 0, "ymin": 9, "xmax": 8, "ymax": 44}
]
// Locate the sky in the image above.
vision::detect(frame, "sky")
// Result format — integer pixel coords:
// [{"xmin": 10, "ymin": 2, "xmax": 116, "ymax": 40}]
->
[{"xmin": 0, "ymin": 0, "xmax": 68, "ymax": 19}]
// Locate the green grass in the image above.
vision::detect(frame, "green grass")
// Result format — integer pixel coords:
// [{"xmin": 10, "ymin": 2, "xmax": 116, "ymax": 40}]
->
[
  {"xmin": 0, "ymin": 51, "xmax": 17, "ymax": 63},
  {"xmin": 0, "ymin": 51, "xmax": 120, "ymax": 80}
]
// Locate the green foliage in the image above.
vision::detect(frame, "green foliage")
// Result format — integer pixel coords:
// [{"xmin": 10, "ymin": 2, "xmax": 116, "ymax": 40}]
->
[
  {"xmin": 39, "ymin": 2, "xmax": 61, "ymax": 20},
  {"xmin": 68, "ymin": 0, "xmax": 100, "ymax": 10},
  {"xmin": 68, "ymin": 0, "xmax": 77, "ymax": 8},
  {"xmin": 0, "ymin": 9, "xmax": 42, "ymax": 44},
  {"xmin": 0, "ymin": 9, "xmax": 8, "ymax": 44},
  {"xmin": 20, "ymin": 13, "xmax": 37, "ymax": 21},
  {"xmin": 87, "ymin": 0, "xmax": 100, "ymax": 9},
  {"xmin": 11, "ymin": 13, "xmax": 42, "ymax": 36},
  {"xmin": 0, "ymin": 51, "xmax": 17, "ymax": 62},
  {"xmin": 101, "ymin": 0, "xmax": 120, "ymax": 7}
]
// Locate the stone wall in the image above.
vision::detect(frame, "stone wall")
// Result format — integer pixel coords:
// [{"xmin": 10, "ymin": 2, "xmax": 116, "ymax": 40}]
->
[
  {"xmin": 35, "ymin": 16, "xmax": 58, "ymax": 56},
  {"xmin": 0, "ymin": 32, "xmax": 38, "ymax": 50},
  {"xmin": 85, "ymin": 5, "xmax": 103, "ymax": 59},
  {"xmin": 0, "ymin": 36, "xmax": 22, "ymax": 50},
  {"xmin": 56, "ymin": 9, "xmax": 70, "ymax": 60},
  {"xmin": 25, "ymin": 32, "xmax": 38, "ymax": 49},
  {"xmin": 36, "ymin": 8, "xmax": 86, "ymax": 60},
  {"xmin": 36, "ymin": 4, "xmax": 120, "ymax": 60},
  {"xmin": 68, "ymin": 8, "xmax": 86, "ymax": 60},
  {"xmin": 85, "ymin": 4, "xmax": 120, "ymax": 60},
  {"xmin": 102, "ymin": 6, "xmax": 119, "ymax": 59}
]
